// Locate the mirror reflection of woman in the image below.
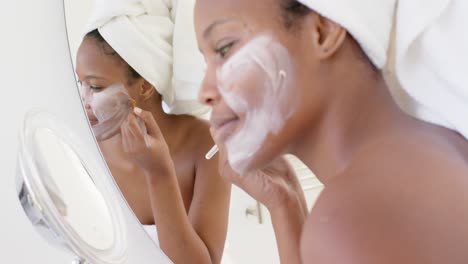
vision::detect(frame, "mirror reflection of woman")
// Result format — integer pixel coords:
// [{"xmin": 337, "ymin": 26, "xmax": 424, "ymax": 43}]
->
[
  {"xmin": 76, "ymin": 1, "xmax": 230, "ymax": 263},
  {"xmin": 194, "ymin": 0, "xmax": 468, "ymax": 263}
]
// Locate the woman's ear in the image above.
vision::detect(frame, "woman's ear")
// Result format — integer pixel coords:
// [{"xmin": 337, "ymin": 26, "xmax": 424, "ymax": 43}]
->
[
  {"xmin": 140, "ymin": 80, "xmax": 155, "ymax": 100},
  {"xmin": 306, "ymin": 13, "xmax": 347, "ymax": 60}
]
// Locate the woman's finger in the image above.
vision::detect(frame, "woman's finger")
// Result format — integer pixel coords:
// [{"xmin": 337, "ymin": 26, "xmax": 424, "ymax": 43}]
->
[
  {"xmin": 217, "ymin": 145, "xmax": 231, "ymax": 179},
  {"xmin": 122, "ymin": 116, "xmax": 143, "ymax": 153},
  {"xmin": 120, "ymin": 123, "xmax": 130, "ymax": 153},
  {"xmin": 209, "ymin": 127, "xmax": 216, "ymax": 141},
  {"xmin": 218, "ymin": 144, "xmax": 244, "ymax": 185},
  {"xmin": 133, "ymin": 107, "xmax": 162, "ymax": 138},
  {"xmin": 127, "ymin": 113, "xmax": 145, "ymax": 141},
  {"xmin": 127, "ymin": 122, "xmax": 142, "ymax": 153}
]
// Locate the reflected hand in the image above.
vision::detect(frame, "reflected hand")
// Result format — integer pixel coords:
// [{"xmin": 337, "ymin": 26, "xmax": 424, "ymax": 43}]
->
[
  {"xmin": 217, "ymin": 145, "xmax": 305, "ymax": 211},
  {"xmin": 120, "ymin": 108, "xmax": 173, "ymax": 176}
]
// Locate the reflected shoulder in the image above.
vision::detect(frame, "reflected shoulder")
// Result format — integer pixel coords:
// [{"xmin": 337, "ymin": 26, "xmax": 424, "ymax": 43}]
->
[{"xmin": 172, "ymin": 114, "xmax": 214, "ymax": 157}]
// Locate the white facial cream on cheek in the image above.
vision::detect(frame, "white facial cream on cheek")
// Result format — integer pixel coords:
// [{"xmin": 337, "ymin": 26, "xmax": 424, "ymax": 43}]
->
[
  {"xmin": 217, "ymin": 34, "xmax": 296, "ymax": 174},
  {"xmin": 81, "ymin": 84, "xmax": 132, "ymax": 141}
]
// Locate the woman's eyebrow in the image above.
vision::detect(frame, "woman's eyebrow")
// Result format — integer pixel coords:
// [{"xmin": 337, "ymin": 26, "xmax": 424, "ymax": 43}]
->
[
  {"xmin": 203, "ymin": 18, "xmax": 237, "ymax": 39},
  {"xmin": 84, "ymin": 75, "xmax": 106, "ymax": 81}
]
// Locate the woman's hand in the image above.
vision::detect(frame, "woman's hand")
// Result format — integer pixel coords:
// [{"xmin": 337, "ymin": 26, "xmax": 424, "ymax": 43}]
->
[
  {"xmin": 120, "ymin": 107, "xmax": 174, "ymax": 177},
  {"xmin": 217, "ymin": 145, "xmax": 307, "ymax": 213},
  {"xmin": 217, "ymin": 145, "xmax": 307, "ymax": 264}
]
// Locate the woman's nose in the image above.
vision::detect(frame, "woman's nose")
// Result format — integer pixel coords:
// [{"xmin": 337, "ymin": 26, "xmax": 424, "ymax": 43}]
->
[
  {"xmin": 79, "ymin": 84, "xmax": 92, "ymax": 101},
  {"xmin": 198, "ymin": 68, "xmax": 222, "ymax": 106}
]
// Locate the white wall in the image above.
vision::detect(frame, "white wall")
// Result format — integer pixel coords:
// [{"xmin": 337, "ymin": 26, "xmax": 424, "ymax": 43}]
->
[
  {"xmin": 0, "ymin": 1, "xmax": 84, "ymax": 262},
  {"xmin": 0, "ymin": 0, "xmax": 87, "ymax": 264},
  {"xmin": 64, "ymin": 0, "xmax": 93, "ymax": 67}
]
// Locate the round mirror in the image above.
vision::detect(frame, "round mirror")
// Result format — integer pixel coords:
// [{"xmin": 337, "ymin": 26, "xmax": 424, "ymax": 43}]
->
[
  {"xmin": 17, "ymin": 111, "xmax": 127, "ymax": 264},
  {"xmin": 33, "ymin": 127, "xmax": 115, "ymax": 250}
]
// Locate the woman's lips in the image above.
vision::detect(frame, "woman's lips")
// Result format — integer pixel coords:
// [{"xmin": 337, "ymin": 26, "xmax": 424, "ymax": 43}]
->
[
  {"xmin": 89, "ymin": 119, "xmax": 98, "ymax": 126},
  {"xmin": 211, "ymin": 117, "xmax": 239, "ymax": 143},
  {"xmin": 86, "ymin": 111, "xmax": 99, "ymax": 126}
]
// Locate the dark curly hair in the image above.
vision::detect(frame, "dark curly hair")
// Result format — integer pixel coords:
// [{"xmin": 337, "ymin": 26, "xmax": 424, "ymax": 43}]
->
[
  {"xmin": 279, "ymin": 0, "xmax": 311, "ymax": 30},
  {"xmin": 279, "ymin": 1, "xmax": 375, "ymax": 70}
]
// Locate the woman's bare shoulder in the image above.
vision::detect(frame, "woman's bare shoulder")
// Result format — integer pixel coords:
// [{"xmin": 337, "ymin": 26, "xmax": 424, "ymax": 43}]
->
[
  {"xmin": 172, "ymin": 114, "xmax": 214, "ymax": 156},
  {"xmin": 342, "ymin": 128, "xmax": 468, "ymax": 207},
  {"xmin": 302, "ymin": 131, "xmax": 468, "ymax": 263},
  {"xmin": 352, "ymin": 128, "xmax": 468, "ymax": 182}
]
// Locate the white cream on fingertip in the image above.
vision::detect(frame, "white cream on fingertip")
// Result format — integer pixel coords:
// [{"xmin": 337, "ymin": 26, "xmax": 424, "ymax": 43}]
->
[
  {"xmin": 205, "ymin": 145, "xmax": 219, "ymax": 160},
  {"xmin": 133, "ymin": 107, "xmax": 142, "ymax": 115}
]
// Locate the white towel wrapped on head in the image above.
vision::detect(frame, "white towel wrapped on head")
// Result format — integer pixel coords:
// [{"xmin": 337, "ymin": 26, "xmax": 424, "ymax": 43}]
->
[
  {"xmin": 85, "ymin": 0, "xmax": 208, "ymax": 116},
  {"xmin": 297, "ymin": 0, "xmax": 467, "ymax": 140},
  {"xmin": 297, "ymin": 0, "xmax": 397, "ymax": 69},
  {"xmin": 395, "ymin": 0, "xmax": 468, "ymax": 140}
]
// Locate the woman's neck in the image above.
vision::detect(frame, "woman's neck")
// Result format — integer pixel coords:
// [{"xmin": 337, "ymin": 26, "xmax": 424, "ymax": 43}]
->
[
  {"xmin": 292, "ymin": 70, "xmax": 411, "ymax": 184},
  {"xmin": 138, "ymin": 94, "xmax": 179, "ymax": 146}
]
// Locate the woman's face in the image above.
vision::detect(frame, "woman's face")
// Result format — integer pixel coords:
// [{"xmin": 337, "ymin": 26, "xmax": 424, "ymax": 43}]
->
[
  {"xmin": 76, "ymin": 37, "xmax": 142, "ymax": 140},
  {"xmin": 195, "ymin": 0, "xmax": 322, "ymax": 174}
]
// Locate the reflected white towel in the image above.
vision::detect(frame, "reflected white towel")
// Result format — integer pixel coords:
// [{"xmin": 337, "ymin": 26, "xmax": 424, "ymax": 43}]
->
[
  {"xmin": 85, "ymin": 0, "xmax": 208, "ymax": 116},
  {"xmin": 297, "ymin": 0, "xmax": 397, "ymax": 69},
  {"xmin": 395, "ymin": 0, "xmax": 468, "ymax": 139}
]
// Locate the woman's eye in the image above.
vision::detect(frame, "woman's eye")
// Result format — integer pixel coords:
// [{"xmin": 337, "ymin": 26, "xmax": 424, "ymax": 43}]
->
[
  {"xmin": 90, "ymin": 86, "xmax": 103, "ymax": 91},
  {"xmin": 216, "ymin": 42, "xmax": 234, "ymax": 58}
]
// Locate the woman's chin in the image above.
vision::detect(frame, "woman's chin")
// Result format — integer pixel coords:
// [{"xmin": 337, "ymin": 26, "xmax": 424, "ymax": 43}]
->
[
  {"xmin": 225, "ymin": 130, "xmax": 289, "ymax": 175},
  {"xmin": 227, "ymin": 149, "xmax": 274, "ymax": 176},
  {"xmin": 93, "ymin": 129, "xmax": 121, "ymax": 142},
  {"xmin": 229, "ymin": 160, "xmax": 253, "ymax": 176}
]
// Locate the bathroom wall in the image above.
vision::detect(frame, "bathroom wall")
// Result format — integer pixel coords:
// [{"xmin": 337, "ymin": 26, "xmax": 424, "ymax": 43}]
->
[
  {"xmin": 0, "ymin": 1, "xmax": 88, "ymax": 263},
  {"xmin": 64, "ymin": 0, "xmax": 93, "ymax": 67}
]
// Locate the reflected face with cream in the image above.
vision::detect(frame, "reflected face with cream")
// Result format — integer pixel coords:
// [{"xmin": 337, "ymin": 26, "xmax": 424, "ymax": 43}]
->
[
  {"xmin": 76, "ymin": 35, "xmax": 142, "ymax": 141},
  {"xmin": 79, "ymin": 83, "xmax": 133, "ymax": 141},
  {"xmin": 195, "ymin": 0, "xmax": 310, "ymax": 174}
]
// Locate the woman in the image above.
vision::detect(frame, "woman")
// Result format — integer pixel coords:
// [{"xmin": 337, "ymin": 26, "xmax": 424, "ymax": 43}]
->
[
  {"xmin": 194, "ymin": 0, "xmax": 468, "ymax": 263},
  {"xmin": 76, "ymin": 1, "xmax": 231, "ymax": 263}
]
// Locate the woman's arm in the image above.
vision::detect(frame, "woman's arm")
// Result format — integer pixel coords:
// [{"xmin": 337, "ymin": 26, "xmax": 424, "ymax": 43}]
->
[
  {"xmin": 122, "ymin": 110, "xmax": 230, "ymax": 264},
  {"xmin": 268, "ymin": 165, "xmax": 307, "ymax": 264},
  {"xmin": 145, "ymin": 154, "xmax": 230, "ymax": 264},
  {"xmin": 270, "ymin": 197, "xmax": 306, "ymax": 264},
  {"xmin": 217, "ymin": 147, "xmax": 307, "ymax": 264},
  {"xmin": 188, "ymin": 151, "xmax": 231, "ymax": 263}
]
